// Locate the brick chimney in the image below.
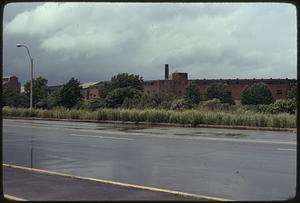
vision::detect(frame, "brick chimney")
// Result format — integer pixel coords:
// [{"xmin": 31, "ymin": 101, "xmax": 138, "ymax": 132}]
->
[{"xmin": 165, "ymin": 64, "xmax": 169, "ymax": 80}]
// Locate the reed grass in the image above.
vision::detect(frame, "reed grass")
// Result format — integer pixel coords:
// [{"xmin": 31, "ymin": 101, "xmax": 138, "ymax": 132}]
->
[{"xmin": 2, "ymin": 106, "xmax": 296, "ymax": 128}]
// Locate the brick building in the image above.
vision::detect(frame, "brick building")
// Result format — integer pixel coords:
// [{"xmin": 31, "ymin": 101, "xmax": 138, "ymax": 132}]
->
[
  {"xmin": 80, "ymin": 81, "xmax": 103, "ymax": 100},
  {"xmin": 3, "ymin": 75, "xmax": 21, "ymax": 92},
  {"xmin": 143, "ymin": 64, "xmax": 297, "ymax": 104}
]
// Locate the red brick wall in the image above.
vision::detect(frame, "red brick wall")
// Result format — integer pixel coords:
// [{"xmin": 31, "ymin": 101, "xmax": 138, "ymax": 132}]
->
[
  {"xmin": 144, "ymin": 80, "xmax": 161, "ymax": 95},
  {"xmin": 143, "ymin": 78, "xmax": 296, "ymax": 102},
  {"xmin": 89, "ymin": 86, "xmax": 100, "ymax": 99}
]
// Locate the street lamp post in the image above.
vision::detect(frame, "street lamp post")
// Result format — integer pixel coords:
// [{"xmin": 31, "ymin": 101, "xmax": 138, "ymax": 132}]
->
[{"xmin": 16, "ymin": 44, "xmax": 33, "ymax": 109}]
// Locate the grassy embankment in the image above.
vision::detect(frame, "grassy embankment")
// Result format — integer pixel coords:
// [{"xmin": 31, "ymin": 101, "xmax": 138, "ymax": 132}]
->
[{"xmin": 3, "ymin": 106, "xmax": 296, "ymax": 128}]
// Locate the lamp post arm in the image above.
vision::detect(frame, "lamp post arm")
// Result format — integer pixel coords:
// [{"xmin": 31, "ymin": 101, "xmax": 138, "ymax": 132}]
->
[{"xmin": 23, "ymin": 45, "xmax": 33, "ymax": 61}]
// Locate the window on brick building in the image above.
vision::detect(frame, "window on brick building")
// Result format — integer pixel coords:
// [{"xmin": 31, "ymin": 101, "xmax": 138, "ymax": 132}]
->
[{"xmin": 277, "ymin": 90, "xmax": 283, "ymax": 95}]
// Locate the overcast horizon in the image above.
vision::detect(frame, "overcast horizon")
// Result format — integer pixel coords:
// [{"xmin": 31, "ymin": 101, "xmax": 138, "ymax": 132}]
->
[{"xmin": 3, "ymin": 2, "xmax": 297, "ymax": 86}]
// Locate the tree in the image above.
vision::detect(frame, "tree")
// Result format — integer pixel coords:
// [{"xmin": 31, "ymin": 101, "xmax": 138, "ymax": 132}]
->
[
  {"xmin": 2, "ymin": 87, "xmax": 29, "ymax": 107},
  {"xmin": 204, "ymin": 82, "xmax": 234, "ymax": 104},
  {"xmin": 110, "ymin": 73, "xmax": 144, "ymax": 91},
  {"xmin": 101, "ymin": 73, "xmax": 144, "ymax": 108},
  {"xmin": 241, "ymin": 82, "xmax": 274, "ymax": 105},
  {"xmin": 105, "ymin": 87, "xmax": 142, "ymax": 108},
  {"xmin": 24, "ymin": 76, "xmax": 48, "ymax": 107},
  {"xmin": 99, "ymin": 81, "xmax": 112, "ymax": 99},
  {"xmin": 184, "ymin": 81, "xmax": 201, "ymax": 104},
  {"xmin": 60, "ymin": 77, "xmax": 83, "ymax": 108},
  {"xmin": 36, "ymin": 89, "xmax": 61, "ymax": 109}
]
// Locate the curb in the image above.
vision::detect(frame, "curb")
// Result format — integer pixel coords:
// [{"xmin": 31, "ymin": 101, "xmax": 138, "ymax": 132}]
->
[{"xmin": 3, "ymin": 116, "xmax": 296, "ymax": 132}]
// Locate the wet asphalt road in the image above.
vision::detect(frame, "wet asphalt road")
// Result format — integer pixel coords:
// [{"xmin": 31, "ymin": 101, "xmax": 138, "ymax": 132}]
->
[
  {"xmin": 3, "ymin": 119, "xmax": 297, "ymax": 201},
  {"xmin": 3, "ymin": 165, "xmax": 201, "ymax": 201}
]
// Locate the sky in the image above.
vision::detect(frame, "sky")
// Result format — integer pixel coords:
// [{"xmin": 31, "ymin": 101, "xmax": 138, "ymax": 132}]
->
[{"xmin": 3, "ymin": 2, "xmax": 297, "ymax": 86}]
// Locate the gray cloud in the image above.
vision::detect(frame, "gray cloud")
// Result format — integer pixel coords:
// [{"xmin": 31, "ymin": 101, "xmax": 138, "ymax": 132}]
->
[{"xmin": 3, "ymin": 2, "xmax": 297, "ymax": 86}]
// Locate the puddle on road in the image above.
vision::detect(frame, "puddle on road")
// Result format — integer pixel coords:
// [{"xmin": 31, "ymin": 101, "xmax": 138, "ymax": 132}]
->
[
  {"xmin": 221, "ymin": 133, "xmax": 247, "ymax": 137},
  {"xmin": 67, "ymin": 122, "xmax": 249, "ymax": 139}
]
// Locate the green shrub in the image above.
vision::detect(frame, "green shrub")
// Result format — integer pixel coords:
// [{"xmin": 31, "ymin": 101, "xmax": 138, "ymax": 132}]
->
[
  {"xmin": 197, "ymin": 99, "xmax": 231, "ymax": 111},
  {"xmin": 170, "ymin": 99, "xmax": 192, "ymax": 111},
  {"xmin": 270, "ymin": 99, "xmax": 296, "ymax": 114},
  {"xmin": 240, "ymin": 99, "xmax": 296, "ymax": 114},
  {"xmin": 241, "ymin": 82, "xmax": 274, "ymax": 105}
]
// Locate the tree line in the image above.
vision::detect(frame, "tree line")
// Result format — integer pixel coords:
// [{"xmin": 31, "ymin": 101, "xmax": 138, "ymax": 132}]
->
[{"xmin": 2, "ymin": 73, "xmax": 297, "ymax": 113}]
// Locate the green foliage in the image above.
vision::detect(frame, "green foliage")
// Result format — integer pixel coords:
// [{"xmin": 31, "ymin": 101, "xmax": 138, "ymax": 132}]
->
[
  {"xmin": 118, "ymin": 94, "xmax": 179, "ymax": 110},
  {"xmin": 73, "ymin": 100, "xmax": 90, "ymax": 110},
  {"xmin": 170, "ymin": 98, "xmax": 192, "ymax": 111},
  {"xmin": 100, "ymin": 73, "xmax": 144, "ymax": 108},
  {"xmin": 24, "ymin": 76, "xmax": 48, "ymax": 107},
  {"xmin": 140, "ymin": 94, "xmax": 164, "ymax": 108},
  {"xmin": 271, "ymin": 99, "xmax": 296, "ymax": 114},
  {"xmin": 2, "ymin": 88, "xmax": 29, "ymax": 108},
  {"xmin": 110, "ymin": 73, "xmax": 144, "ymax": 91},
  {"xmin": 184, "ymin": 81, "xmax": 201, "ymax": 104},
  {"xmin": 60, "ymin": 77, "xmax": 83, "ymax": 109},
  {"xmin": 74, "ymin": 97, "xmax": 107, "ymax": 110},
  {"xmin": 197, "ymin": 99, "xmax": 231, "ymax": 111},
  {"xmin": 45, "ymin": 90, "xmax": 61, "ymax": 109},
  {"xmin": 241, "ymin": 99, "xmax": 296, "ymax": 114},
  {"xmin": 99, "ymin": 81, "xmax": 112, "ymax": 99},
  {"xmin": 204, "ymin": 82, "xmax": 234, "ymax": 104},
  {"xmin": 241, "ymin": 82, "xmax": 274, "ymax": 105},
  {"xmin": 105, "ymin": 87, "xmax": 142, "ymax": 108},
  {"xmin": 89, "ymin": 97, "xmax": 107, "ymax": 110},
  {"xmin": 287, "ymin": 87, "xmax": 297, "ymax": 100}
]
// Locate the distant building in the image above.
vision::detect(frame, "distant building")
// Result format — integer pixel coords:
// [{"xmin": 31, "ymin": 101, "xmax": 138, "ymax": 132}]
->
[
  {"xmin": 3, "ymin": 75, "xmax": 21, "ymax": 92},
  {"xmin": 143, "ymin": 64, "xmax": 297, "ymax": 104},
  {"xmin": 80, "ymin": 81, "xmax": 103, "ymax": 100}
]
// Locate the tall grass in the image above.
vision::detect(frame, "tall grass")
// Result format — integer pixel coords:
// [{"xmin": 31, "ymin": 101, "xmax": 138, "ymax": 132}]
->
[{"xmin": 2, "ymin": 106, "xmax": 296, "ymax": 128}]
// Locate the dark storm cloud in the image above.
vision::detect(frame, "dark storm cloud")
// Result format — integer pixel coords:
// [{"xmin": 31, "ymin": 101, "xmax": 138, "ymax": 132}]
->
[{"xmin": 3, "ymin": 2, "xmax": 297, "ymax": 86}]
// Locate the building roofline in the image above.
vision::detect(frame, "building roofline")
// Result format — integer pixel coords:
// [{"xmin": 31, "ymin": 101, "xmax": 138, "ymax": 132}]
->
[
  {"xmin": 3, "ymin": 75, "xmax": 18, "ymax": 78},
  {"xmin": 144, "ymin": 78, "xmax": 296, "ymax": 82}
]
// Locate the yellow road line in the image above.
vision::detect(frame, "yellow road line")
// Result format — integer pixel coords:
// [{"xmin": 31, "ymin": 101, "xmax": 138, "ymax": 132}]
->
[
  {"xmin": 3, "ymin": 163, "xmax": 234, "ymax": 201},
  {"xmin": 4, "ymin": 194, "xmax": 26, "ymax": 201}
]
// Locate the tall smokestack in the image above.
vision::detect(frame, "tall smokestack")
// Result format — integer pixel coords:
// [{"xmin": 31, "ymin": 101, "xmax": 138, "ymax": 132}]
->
[{"xmin": 165, "ymin": 64, "xmax": 169, "ymax": 80}]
